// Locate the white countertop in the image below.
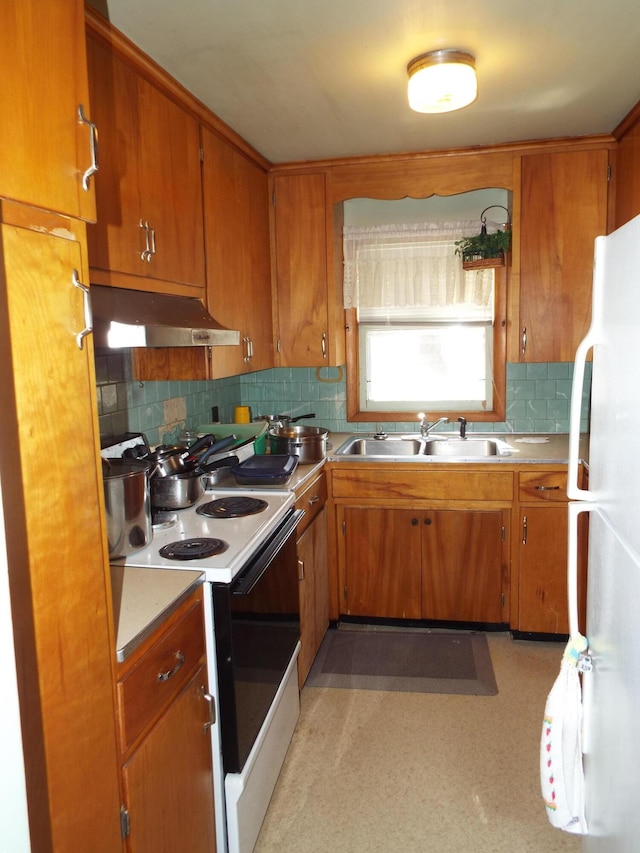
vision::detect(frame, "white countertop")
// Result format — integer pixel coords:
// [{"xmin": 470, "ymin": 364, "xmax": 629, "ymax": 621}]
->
[{"xmin": 111, "ymin": 565, "xmax": 203, "ymax": 662}]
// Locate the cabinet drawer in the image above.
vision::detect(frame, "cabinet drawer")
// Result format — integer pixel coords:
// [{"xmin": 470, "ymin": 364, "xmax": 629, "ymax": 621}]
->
[
  {"xmin": 117, "ymin": 598, "xmax": 205, "ymax": 752},
  {"xmin": 518, "ymin": 471, "xmax": 567, "ymax": 502},
  {"xmin": 331, "ymin": 468, "xmax": 513, "ymax": 502},
  {"xmin": 295, "ymin": 472, "xmax": 327, "ymax": 538}
]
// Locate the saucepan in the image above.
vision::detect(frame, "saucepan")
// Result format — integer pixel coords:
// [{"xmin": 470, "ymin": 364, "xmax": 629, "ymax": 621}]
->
[
  {"xmin": 255, "ymin": 412, "xmax": 315, "ymax": 429},
  {"xmin": 268, "ymin": 425, "xmax": 329, "ymax": 463}
]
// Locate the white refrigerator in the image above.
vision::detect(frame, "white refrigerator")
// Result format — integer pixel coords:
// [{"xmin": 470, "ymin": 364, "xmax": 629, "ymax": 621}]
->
[{"xmin": 554, "ymin": 212, "xmax": 640, "ymax": 850}]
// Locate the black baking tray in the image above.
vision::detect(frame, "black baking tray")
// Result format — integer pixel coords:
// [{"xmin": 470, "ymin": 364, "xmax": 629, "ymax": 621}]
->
[{"xmin": 232, "ymin": 454, "xmax": 298, "ymax": 485}]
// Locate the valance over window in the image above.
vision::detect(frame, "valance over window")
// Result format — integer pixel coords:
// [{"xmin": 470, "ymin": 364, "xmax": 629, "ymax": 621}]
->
[{"xmin": 343, "ymin": 221, "xmax": 495, "ymax": 322}]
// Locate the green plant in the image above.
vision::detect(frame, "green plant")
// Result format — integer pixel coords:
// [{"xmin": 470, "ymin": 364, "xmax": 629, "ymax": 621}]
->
[{"xmin": 454, "ymin": 227, "xmax": 511, "ymax": 260}]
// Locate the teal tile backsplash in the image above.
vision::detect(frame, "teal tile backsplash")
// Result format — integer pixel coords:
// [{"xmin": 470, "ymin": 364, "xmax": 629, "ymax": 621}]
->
[{"xmin": 95, "ymin": 352, "xmax": 591, "ymax": 445}]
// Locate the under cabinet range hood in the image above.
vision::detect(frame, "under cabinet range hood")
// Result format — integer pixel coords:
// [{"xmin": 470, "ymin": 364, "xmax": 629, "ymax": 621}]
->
[{"xmin": 91, "ymin": 285, "xmax": 240, "ymax": 348}]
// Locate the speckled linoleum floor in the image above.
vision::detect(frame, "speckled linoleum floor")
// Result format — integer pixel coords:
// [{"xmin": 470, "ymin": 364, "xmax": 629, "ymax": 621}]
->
[{"xmin": 254, "ymin": 633, "xmax": 581, "ymax": 853}]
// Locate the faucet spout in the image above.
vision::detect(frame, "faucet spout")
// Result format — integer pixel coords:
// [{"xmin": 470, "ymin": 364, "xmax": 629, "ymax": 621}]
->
[{"xmin": 418, "ymin": 413, "xmax": 449, "ymax": 438}]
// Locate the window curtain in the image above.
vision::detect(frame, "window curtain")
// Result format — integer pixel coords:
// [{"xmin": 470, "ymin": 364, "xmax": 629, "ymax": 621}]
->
[{"xmin": 343, "ymin": 221, "xmax": 494, "ymax": 321}]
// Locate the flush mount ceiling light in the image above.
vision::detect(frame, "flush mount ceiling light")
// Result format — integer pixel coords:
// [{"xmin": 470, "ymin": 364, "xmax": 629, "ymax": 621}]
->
[{"xmin": 407, "ymin": 49, "xmax": 477, "ymax": 114}]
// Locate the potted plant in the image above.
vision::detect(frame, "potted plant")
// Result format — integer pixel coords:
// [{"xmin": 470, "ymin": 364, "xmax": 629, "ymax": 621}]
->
[{"xmin": 454, "ymin": 205, "xmax": 512, "ymax": 269}]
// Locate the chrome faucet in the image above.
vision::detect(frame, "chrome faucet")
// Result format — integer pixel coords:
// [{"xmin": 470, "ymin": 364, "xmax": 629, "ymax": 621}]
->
[{"xmin": 418, "ymin": 414, "xmax": 448, "ymax": 438}]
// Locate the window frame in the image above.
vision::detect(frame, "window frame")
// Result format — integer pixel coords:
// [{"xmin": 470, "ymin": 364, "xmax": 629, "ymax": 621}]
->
[{"xmin": 344, "ymin": 266, "xmax": 507, "ymax": 424}]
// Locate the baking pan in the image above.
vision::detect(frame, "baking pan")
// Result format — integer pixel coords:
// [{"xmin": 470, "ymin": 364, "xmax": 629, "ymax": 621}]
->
[{"xmin": 232, "ymin": 454, "xmax": 298, "ymax": 485}]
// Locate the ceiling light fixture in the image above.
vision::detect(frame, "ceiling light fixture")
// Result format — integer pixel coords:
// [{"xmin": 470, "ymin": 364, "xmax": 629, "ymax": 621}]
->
[{"xmin": 407, "ymin": 49, "xmax": 477, "ymax": 114}]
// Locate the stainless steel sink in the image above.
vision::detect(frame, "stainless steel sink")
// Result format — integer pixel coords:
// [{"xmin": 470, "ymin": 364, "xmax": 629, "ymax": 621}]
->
[
  {"xmin": 423, "ymin": 438, "xmax": 500, "ymax": 457},
  {"xmin": 337, "ymin": 437, "xmax": 423, "ymax": 456}
]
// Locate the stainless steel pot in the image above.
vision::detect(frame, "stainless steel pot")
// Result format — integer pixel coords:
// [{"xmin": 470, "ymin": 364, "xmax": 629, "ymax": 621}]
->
[
  {"xmin": 102, "ymin": 459, "xmax": 153, "ymax": 558},
  {"xmin": 268, "ymin": 425, "xmax": 328, "ymax": 463},
  {"xmin": 148, "ymin": 434, "xmax": 217, "ymax": 478},
  {"xmin": 150, "ymin": 469, "xmax": 204, "ymax": 510}
]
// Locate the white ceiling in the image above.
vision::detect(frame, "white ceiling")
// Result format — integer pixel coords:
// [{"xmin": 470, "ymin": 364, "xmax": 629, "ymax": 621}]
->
[{"xmin": 91, "ymin": 0, "xmax": 640, "ymax": 164}]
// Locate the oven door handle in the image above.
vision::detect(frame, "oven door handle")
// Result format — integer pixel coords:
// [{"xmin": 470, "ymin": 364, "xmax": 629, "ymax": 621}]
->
[{"xmin": 232, "ymin": 509, "xmax": 305, "ymax": 596}]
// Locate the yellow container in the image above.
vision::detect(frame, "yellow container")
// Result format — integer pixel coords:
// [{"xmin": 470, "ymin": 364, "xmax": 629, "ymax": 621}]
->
[{"xmin": 233, "ymin": 405, "xmax": 252, "ymax": 424}]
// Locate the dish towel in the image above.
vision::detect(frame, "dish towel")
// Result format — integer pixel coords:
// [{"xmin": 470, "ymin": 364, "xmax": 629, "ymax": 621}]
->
[{"xmin": 540, "ymin": 634, "xmax": 589, "ymax": 834}]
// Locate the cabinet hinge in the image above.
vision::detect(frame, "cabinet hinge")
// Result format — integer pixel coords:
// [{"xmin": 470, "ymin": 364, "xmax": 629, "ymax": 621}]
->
[
  {"xmin": 120, "ymin": 805, "xmax": 130, "ymax": 839},
  {"xmin": 342, "ymin": 520, "xmax": 346, "ymax": 536},
  {"xmin": 501, "ymin": 593, "xmax": 505, "ymax": 607},
  {"xmin": 272, "ymin": 190, "xmax": 276, "ymax": 206},
  {"xmin": 501, "ymin": 525, "xmax": 505, "ymax": 541},
  {"xmin": 199, "ymin": 146, "xmax": 204, "ymax": 163},
  {"xmin": 607, "ymin": 163, "xmax": 612, "ymax": 182},
  {"xmin": 343, "ymin": 585, "xmax": 348, "ymax": 601}
]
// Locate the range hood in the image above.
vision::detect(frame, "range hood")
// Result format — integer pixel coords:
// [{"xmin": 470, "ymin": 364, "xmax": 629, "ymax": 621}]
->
[{"xmin": 91, "ymin": 285, "xmax": 240, "ymax": 348}]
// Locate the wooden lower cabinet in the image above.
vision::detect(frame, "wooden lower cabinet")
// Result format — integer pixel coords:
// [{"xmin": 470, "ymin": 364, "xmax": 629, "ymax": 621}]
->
[
  {"xmin": 341, "ymin": 506, "xmax": 506, "ymax": 624},
  {"xmin": 117, "ymin": 589, "xmax": 216, "ymax": 852},
  {"xmin": 296, "ymin": 472, "xmax": 330, "ymax": 686}
]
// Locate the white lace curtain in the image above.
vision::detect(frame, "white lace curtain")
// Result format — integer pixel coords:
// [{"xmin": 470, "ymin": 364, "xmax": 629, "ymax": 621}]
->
[{"xmin": 343, "ymin": 221, "xmax": 494, "ymax": 320}]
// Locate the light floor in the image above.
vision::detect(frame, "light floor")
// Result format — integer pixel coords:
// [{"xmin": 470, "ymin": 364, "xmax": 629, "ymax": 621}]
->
[{"xmin": 255, "ymin": 633, "xmax": 581, "ymax": 853}]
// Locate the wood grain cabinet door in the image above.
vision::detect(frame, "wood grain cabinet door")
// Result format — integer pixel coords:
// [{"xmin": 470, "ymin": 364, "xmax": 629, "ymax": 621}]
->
[
  {"xmin": 1, "ymin": 0, "xmax": 97, "ymax": 221},
  {"xmin": 122, "ymin": 665, "xmax": 216, "ymax": 853},
  {"xmin": 343, "ymin": 507, "xmax": 422, "ymax": 619},
  {"xmin": 517, "ymin": 505, "xmax": 569, "ymax": 633},
  {"xmin": 421, "ymin": 510, "xmax": 504, "ymax": 623},
  {"xmin": 519, "ymin": 149, "xmax": 609, "ymax": 362}
]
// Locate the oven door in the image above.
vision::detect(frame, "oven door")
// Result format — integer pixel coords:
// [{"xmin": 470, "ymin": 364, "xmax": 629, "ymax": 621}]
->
[{"xmin": 212, "ymin": 508, "xmax": 304, "ymax": 774}]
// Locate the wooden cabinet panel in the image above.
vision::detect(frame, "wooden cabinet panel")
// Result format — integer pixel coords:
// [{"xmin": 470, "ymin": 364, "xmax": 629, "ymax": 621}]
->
[
  {"xmin": 343, "ymin": 508, "xmax": 422, "ymax": 619},
  {"xmin": 519, "ymin": 149, "xmax": 609, "ymax": 362},
  {"xmin": 86, "ymin": 34, "xmax": 205, "ymax": 292},
  {"xmin": 297, "ymin": 507, "xmax": 329, "ymax": 687},
  {"xmin": 517, "ymin": 506, "xmax": 569, "ymax": 633},
  {"xmin": 518, "ymin": 471, "xmax": 567, "ymax": 502},
  {"xmin": 422, "ymin": 510, "xmax": 504, "ymax": 623},
  {"xmin": 332, "ymin": 467, "xmax": 513, "ymax": 502},
  {"xmin": 122, "ymin": 664, "xmax": 216, "ymax": 853},
  {"xmin": 273, "ymin": 173, "xmax": 345, "ymax": 366},
  {"xmin": 295, "ymin": 472, "xmax": 328, "ymax": 539},
  {"xmin": 1, "ymin": 0, "xmax": 96, "ymax": 221},
  {"xmin": 1, "ymin": 220, "xmax": 121, "ymax": 849},
  {"xmin": 202, "ymin": 128, "xmax": 273, "ymax": 378}
]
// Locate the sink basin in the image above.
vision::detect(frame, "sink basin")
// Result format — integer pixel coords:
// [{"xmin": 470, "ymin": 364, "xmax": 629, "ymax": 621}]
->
[
  {"xmin": 337, "ymin": 437, "xmax": 423, "ymax": 456},
  {"xmin": 423, "ymin": 438, "xmax": 499, "ymax": 457}
]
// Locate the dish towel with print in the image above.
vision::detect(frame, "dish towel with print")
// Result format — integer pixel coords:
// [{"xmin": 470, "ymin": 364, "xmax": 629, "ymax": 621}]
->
[{"xmin": 540, "ymin": 635, "xmax": 588, "ymax": 834}]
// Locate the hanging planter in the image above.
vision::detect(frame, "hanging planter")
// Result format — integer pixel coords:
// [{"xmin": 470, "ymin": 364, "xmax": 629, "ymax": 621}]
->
[{"xmin": 455, "ymin": 205, "xmax": 512, "ymax": 270}]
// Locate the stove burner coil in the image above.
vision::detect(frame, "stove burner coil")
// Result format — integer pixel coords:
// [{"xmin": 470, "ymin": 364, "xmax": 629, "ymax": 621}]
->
[
  {"xmin": 196, "ymin": 497, "xmax": 268, "ymax": 519},
  {"xmin": 159, "ymin": 538, "xmax": 228, "ymax": 561}
]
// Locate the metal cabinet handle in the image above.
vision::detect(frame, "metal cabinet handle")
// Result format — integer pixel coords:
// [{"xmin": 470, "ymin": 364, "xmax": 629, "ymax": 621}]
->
[
  {"xmin": 521, "ymin": 326, "xmax": 527, "ymax": 355},
  {"xmin": 522, "ymin": 515, "xmax": 528, "ymax": 545},
  {"xmin": 308, "ymin": 495, "xmax": 321, "ymax": 506},
  {"xmin": 201, "ymin": 686, "xmax": 216, "ymax": 732},
  {"xmin": 321, "ymin": 332, "xmax": 327, "ymax": 358},
  {"xmin": 140, "ymin": 220, "xmax": 152, "ymax": 262},
  {"xmin": 248, "ymin": 338, "xmax": 254, "ymax": 359},
  {"xmin": 297, "ymin": 558, "xmax": 305, "ymax": 581},
  {"xmin": 243, "ymin": 336, "xmax": 251, "ymax": 363},
  {"xmin": 149, "ymin": 225, "xmax": 156, "ymax": 258},
  {"xmin": 77, "ymin": 104, "xmax": 98, "ymax": 191},
  {"xmin": 535, "ymin": 485, "xmax": 560, "ymax": 491},
  {"xmin": 72, "ymin": 269, "xmax": 93, "ymax": 350},
  {"xmin": 157, "ymin": 650, "xmax": 184, "ymax": 682}
]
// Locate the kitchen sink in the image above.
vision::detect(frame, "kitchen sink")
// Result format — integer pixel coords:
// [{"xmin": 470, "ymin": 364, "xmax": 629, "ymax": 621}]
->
[
  {"xmin": 337, "ymin": 437, "xmax": 423, "ymax": 456},
  {"xmin": 423, "ymin": 438, "xmax": 500, "ymax": 457}
]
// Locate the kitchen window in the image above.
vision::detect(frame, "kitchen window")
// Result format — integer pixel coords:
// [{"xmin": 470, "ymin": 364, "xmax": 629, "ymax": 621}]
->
[{"xmin": 343, "ymin": 222, "xmax": 507, "ymax": 423}]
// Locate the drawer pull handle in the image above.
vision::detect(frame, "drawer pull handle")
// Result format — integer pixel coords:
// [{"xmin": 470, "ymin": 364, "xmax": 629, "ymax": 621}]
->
[
  {"xmin": 535, "ymin": 485, "xmax": 560, "ymax": 490},
  {"xmin": 308, "ymin": 495, "xmax": 321, "ymax": 506},
  {"xmin": 157, "ymin": 651, "xmax": 185, "ymax": 682},
  {"xmin": 201, "ymin": 687, "xmax": 216, "ymax": 731}
]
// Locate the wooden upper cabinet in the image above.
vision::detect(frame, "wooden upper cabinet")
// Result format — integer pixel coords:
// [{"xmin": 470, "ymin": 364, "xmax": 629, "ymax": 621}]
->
[
  {"xmin": 519, "ymin": 149, "xmax": 609, "ymax": 362},
  {"xmin": 202, "ymin": 128, "xmax": 273, "ymax": 378},
  {"xmin": 1, "ymin": 0, "xmax": 97, "ymax": 221},
  {"xmin": 85, "ymin": 34, "xmax": 205, "ymax": 293},
  {"xmin": 272, "ymin": 173, "xmax": 345, "ymax": 367}
]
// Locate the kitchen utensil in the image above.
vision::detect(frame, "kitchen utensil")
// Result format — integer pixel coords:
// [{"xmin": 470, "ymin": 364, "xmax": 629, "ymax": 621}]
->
[
  {"xmin": 149, "ymin": 433, "xmax": 216, "ymax": 477},
  {"xmin": 150, "ymin": 468, "xmax": 204, "ymax": 510},
  {"xmin": 197, "ymin": 434, "xmax": 237, "ymax": 464},
  {"xmin": 232, "ymin": 454, "xmax": 298, "ymax": 485},
  {"xmin": 255, "ymin": 412, "xmax": 315, "ymax": 428},
  {"xmin": 268, "ymin": 425, "xmax": 328, "ymax": 463},
  {"xmin": 102, "ymin": 458, "xmax": 153, "ymax": 557},
  {"xmin": 200, "ymin": 456, "xmax": 240, "ymax": 488}
]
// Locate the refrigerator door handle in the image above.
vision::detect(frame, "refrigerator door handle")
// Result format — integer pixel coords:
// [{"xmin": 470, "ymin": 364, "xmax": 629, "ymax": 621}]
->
[{"xmin": 567, "ymin": 501, "xmax": 591, "ymax": 641}]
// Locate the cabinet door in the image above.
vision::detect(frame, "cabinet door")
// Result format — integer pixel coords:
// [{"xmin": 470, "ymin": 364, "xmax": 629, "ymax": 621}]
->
[
  {"xmin": 1, "ymin": 222, "xmax": 121, "ymax": 849},
  {"xmin": 297, "ymin": 507, "xmax": 329, "ymax": 687},
  {"xmin": 86, "ymin": 36, "xmax": 205, "ymax": 290},
  {"xmin": 273, "ymin": 173, "xmax": 330, "ymax": 366},
  {"xmin": 518, "ymin": 506, "xmax": 569, "ymax": 633},
  {"xmin": 122, "ymin": 665, "xmax": 216, "ymax": 852},
  {"xmin": 1, "ymin": 0, "xmax": 96, "ymax": 221},
  {"xmin": 203, "ymin": 128, "xmax": 273, "ymax": 378},
  {"xmin": 519, "ymin": 149, "xmax": 609, "ymax": 361},
  {"xmin": 422, "ymin": 510, "xmax": 504, "ymax": 623},
  {"xmin": 343, "ymin": 508, "xmax": 421, "ymax": 619}
]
